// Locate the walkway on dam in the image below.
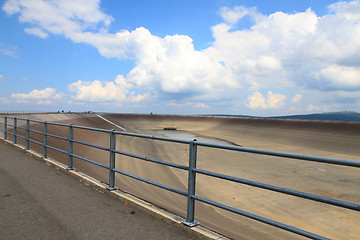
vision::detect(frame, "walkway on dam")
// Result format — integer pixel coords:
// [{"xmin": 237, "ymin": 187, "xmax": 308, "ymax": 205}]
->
[{"xmin": 0, "ymin": 140, "xmax": 202, "ymax": 240}]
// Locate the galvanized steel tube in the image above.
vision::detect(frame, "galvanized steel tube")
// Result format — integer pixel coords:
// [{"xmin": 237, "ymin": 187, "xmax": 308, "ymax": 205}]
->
[
  {"xmin": 183, "ymin": 139, "xmax": 199, "ymax": 227},
  {"xmin": 67, "ymin": 124, "xmax": 74, "ymax": 170}
]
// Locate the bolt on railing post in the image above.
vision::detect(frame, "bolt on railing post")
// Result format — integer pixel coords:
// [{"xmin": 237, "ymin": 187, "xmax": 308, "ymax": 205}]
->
[
  {"xmin": 13, "ymin": 117, "xmax": 17, "ymax": 144},
  {"xmin": 4, "ymin": 116, "xmax": 7, "ymax": 140},
  {"xmin": 67, "ymin": 124, "xmax": 74, "ymax": 170},
  {"xmin": 43, "ymin": 121, "xmax": 47, "ymax": 158},
  {"xmin": 182, "ymin": 139, "xmax": 200, "ymax": 227},
  {"xmin": 26, "ymin": 119, "xmax": 30, "ymax": 150},
  {"xmin": 107, "ymin": 129, "xmax": 117, "ymax": 190}
]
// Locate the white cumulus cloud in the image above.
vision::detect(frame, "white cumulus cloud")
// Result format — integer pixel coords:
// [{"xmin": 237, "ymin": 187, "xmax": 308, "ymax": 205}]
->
[
  {"xmin": 292, "ymin": 94, "xmax": 303, "ymax": 103},
  {"xmin": 11, "ymin": 87, "xmax": 62, "ymax": 100},
  {"xmin": 247, "ymin": 91, "xmax": 286, "ymax": 109},
  {"xmin": 267, "ymin": 91, "xmax": 287, "ymax": 108},
  {"xmin": 218, "ymin": 6, "xmax": 260, "ymax": 25},
  {"xmin": 37, "ymin": 100, "xmax": 53, "ymax": 105},
  {"xmin": 68, "ymin": 75, "xmax": 147, "ymax": 103},
  {"xmin": 247, "ymin": 91, "xmax": 267, "ymax": 109},
  {"xmin": 307, "ymin": 104, "xmax": 330, "ymax": 112},
  {"xmin": 320, "ymin": 65, "xmax": 360, "ymax": 90},
  {"xmin": 167, "ymin": 101, "xmax": 209, "ymax": 108},
  {"xmin": 74, "ymin": 27, "xmax": 238, "ymax": 101},
  {"xmin": 2, "ymin": 0, "xmax": 113, "ymax": 39},
  {"xmin": 24, "ymin": 27, "xmax": 48, "ymax": 38},
  {"xmin": 11, "ymin": 87, "xmax": 63, "ymax": 104}
]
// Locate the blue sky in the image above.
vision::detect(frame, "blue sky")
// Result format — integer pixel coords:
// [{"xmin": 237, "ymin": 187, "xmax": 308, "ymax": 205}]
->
[{"xmin": 1, "ymin": 0, "xmax": 360, "ymax": 116}]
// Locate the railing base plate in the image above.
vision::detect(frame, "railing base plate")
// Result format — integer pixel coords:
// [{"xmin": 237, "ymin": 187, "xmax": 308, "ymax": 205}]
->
[{"xmin": 181, "ymin": 221, "xmax": 200, "ymax": 227}]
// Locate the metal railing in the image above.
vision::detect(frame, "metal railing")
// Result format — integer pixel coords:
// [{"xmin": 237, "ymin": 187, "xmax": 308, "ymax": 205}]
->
[{"xmin": 0, "ymin": 115, "xmax": 359, "ymax": 240}]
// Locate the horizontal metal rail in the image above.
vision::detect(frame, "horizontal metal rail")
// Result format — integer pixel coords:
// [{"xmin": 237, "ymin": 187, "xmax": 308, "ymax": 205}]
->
[
  {"xmin": 197, "ymin": 141, "xmax": 360, "ymax": 168},
  {"xmin": 28, "ymin": 138, "xmax": 43, "ymax": 146},
  {"xmin": 0, "ymin": 115, "xmax": 359, "ymax": 240},
  {"xmin": 46, "ymin": 144, "xmax": 70, "ymax": 155},
  {"xmin": 70, "ymin": 153, "xmax": 110, "ymax": 170},
  {"xmin": 3, "ymin": 130, "xmax": 15, "ymax": 136},
  {"xmin": 72, "ymin": 124, "xmax": 111, "ymax": 133},
  {"xmin": 113, "ymin": 168, "xmax": 187, "ymax": 196},
  {"xmin": 27, "ymin": 119, "xmax": 45, "ymax": 124},
  {"xmin": 28, "ymin": 128, "xmax": 45, "ymax": 135},
  {"xmin": 113, "ymin": 130, "xmax": 190, "ymax": 144},
  {"xmin": 44, "ymin": 121, "xmax": 71, "ymax": 127},
  {"xmin": 13, "ymin": 125, "xmax": 26, "ymax": 131},
  {"xmin": 72, "ymin": 139, "xmax": 110, "ymax": 152},
  {"xmin": 15, "ymin": 134, "xmax": 27, "ymax": 140},
  {"xmin": 114, "ymin": 149, "xmax": 189, "ymax": 171},
  {"xmin": 44, "ymin": 132, "xmax": 69, "ymax": 141},
  {"xmin": 194, "ymin": 168, "xmax": 360, "ymax": 211}
]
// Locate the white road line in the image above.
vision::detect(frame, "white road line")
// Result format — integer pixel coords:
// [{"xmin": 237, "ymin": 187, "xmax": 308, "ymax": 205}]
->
[{"xmin": 96, "ymin": 115, "xmax": 126, "ymax": 131}]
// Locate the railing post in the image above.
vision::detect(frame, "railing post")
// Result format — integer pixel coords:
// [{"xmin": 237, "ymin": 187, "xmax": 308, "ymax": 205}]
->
[
  {"xmin": 67, "ymin": 124, "xmax": 74, "ymax": 170},
  {"xmin": 43, "ymin": 121, "xmax": 47, "ymax": 158},
  {"xmin": 4, "ymin": 116, "xmax": 7, "ymax": 140},
  {"xmin": 13, "ymin": 117, "xmax": 17, "ymax": 144},
  {"xmin": 26, "ymin": 119, "xmax": 30, "ymax": 150},
  {"xmin": 107, "ymin": 129, "xmax": 117, "ymax": 190},
  {"xmin": 182, "ymin": 139, "xmax": 199, "ymax": 227}
]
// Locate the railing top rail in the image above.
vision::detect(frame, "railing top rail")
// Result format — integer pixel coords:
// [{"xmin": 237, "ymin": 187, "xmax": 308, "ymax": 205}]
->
[
  {"xmin": 8, "ymin": 116, "xmax": 28, "ymax": 121},
  {"xmin": 0, "ymin": 116, "xmax": 42, "ymax": 123},
  {"xmin": 113, "ymin": 129, "xmax": 190, "ymax": 144},
  {"xmin": 196, "ymin": 141, "xmax": 360, "ymax": 168},
  {"xmin": 28, "ymin": 119, "xmax": 47, "ymax": 124},
  {"xmin": 27, "ymin": 119, "xmax": 70, "ymax": 127},
  {"xmin": 72, "ymin": 124, "xmax": 112, "ymax": 133},
  {"xmin": 2, "ymin": 115, "xmax": 16, "ymax": 120},
  {"xmin": 45, "ymin": 121, "xmax": 70, "ymax": 127}
]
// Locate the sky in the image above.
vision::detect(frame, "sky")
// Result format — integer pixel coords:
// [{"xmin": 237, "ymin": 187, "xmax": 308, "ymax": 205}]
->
[{"xmin": 0, "ymin": 0, "xmax": 360, "ymax": 116}]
